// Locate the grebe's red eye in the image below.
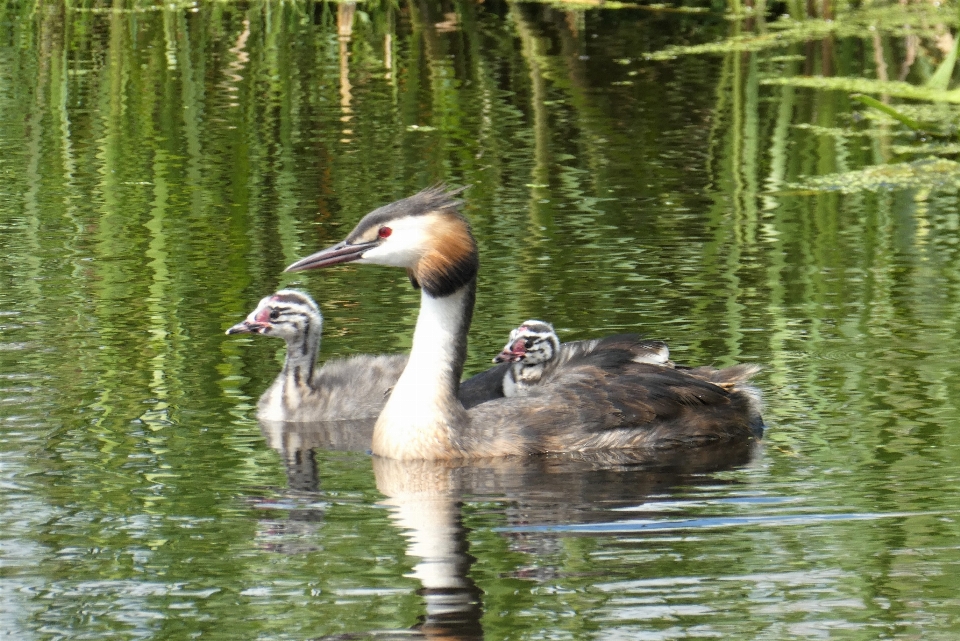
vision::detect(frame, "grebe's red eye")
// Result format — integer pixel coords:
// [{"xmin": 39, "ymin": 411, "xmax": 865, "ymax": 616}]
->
[{"xmin": 378, "ymin": 226, "xmax": 392, "ymax": 239}]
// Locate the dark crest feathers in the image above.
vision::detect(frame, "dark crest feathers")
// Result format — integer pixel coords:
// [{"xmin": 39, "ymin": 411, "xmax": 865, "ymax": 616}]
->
[
  {"xmin": 345, "ymin": 185, "xmax": 468, "ymax": 244},
  {"xmin": 271, "ymin": 291, "xmax": 314, "ymax": 306}
]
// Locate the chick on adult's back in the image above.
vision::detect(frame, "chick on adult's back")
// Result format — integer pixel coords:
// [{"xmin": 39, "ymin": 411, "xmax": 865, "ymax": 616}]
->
[{"xmin": 494, "ymin": 320, "xmax": 675, "ymax": 397}]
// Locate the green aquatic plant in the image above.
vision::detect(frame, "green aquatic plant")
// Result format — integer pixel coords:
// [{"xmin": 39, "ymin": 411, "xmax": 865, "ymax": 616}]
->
[
  {"xmin": 838, "ymin": 36, "xmax": 960, "ymax": 146},
  {"xmin": 848, "ymin": 95, "xmax": 960, "ymax": 142},
  {"xmin": 643, "ymin": 0, "xmax": 960, "ymax": 174},
  {"xmin": 892, "ymin": 142, "xmax": 960, "ymax": 155},
  {"xmin": 784, "ymin": 158, "xmax": 960, "ymax": 193},
  {"xmin": 646, "ymin": 22, "xmax": 836, "ymax": 60},
  {"xmin": 790, "ymin": 122, "xmax": 897, "ymax": 138},
  {"xmin": 646, "ymin": 2, "xmax": 958, "ymax": 60},
  {"xmin": 508, "ymin": 0, "xmax": 708, "ymax": 10},
  {"xmin": 926, "ymin": 32, "xmax": 960, "ymax": 92},
  {"xmin": 761, "ymin": 76, "xmax": 960, "ymax": 103},
  {"xmin": 850, "ymin": 94, "xmax": 926, "ymax": 132}
]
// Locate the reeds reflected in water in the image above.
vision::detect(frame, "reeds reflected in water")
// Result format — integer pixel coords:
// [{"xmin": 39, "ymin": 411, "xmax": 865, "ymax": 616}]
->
[{"xmin": 4, "ymin": 0, "xmax": 960, "ymax": 638}]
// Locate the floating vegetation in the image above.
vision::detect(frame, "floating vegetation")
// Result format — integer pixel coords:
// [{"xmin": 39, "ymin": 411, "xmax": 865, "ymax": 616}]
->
[
  {"xmin": 70, "ymin": 4, "xmax": 168, "ymax": 12},
  {"xmin": 785, "ymin": 158, "xmax": 960, "ymax": 193},
  {"xmin": 851, "ymin": 94, "xmax": 925, "ymax": 131},
  {"xmin": 892, "ymin": 143, "xmax": 960, "ymax": 156},
  {"xmin": 853, "ymin": 1, "xmax": 960, "ymax": 28},
  {"xmin": 639, "ymin": 3, "xmax": 710, "ymax": 12},
  {"xmin": 767, "ymin": 54, "xmax": 807, "ymax": 62},
  {"xmin": 790, "ymin": 123, "xmax": 895, "ymax": 138},
  {"xmin": 869, "ymin": 103, "xmax": 960, "ymax": 124},
  {"xmin": 646, "ymin": 26, "xmax": 834, "ymax": 60},
  {"xmin": 510, "ymin": 0, "xmax": 641, "ymax": 9},
  {"xmin": 762, "ymin": 76, "xmax": 960, "ymax": 104},
  {"xmin": 509, "ymin": 0, "xmax": 708, "ymax": 10},
  {"xmin": 850, "ymin": 96, "xmax": 960, "ymax": 141},
  {"xmin": 645, "ymin": 2, "xmax": 957, "ymax": 60}
]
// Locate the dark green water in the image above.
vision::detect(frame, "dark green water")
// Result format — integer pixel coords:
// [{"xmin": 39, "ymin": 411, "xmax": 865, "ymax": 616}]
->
[{"xmin": 3, "ymin": 0, "xmax": 960, "ymax": 638}]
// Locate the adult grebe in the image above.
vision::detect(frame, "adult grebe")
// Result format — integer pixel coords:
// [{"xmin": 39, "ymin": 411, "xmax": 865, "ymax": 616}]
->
[
  {"xmin": 226, "ymin": 289, "xmax": 510, "ymax": 422},
  {"xmin": 285, "ymin": 187, "xmax": 764, "ymax": 460}
]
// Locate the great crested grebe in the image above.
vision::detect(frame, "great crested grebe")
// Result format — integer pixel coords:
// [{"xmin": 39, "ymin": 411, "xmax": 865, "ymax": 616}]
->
[
  {"xmin": 285, "ymin": 187, "xmax": 764, "ymax": 460},
  {"xmin": 227, "ymin": 289, "xmax": 510, "ymax": 422},
  {"xmin": 493, "ymin": 320, "xmax": 674, "ymax": 397}
]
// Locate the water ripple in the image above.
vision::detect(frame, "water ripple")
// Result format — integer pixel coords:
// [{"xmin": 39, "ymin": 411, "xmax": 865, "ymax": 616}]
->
[{"xmin": 500, "ymin": 510, "xmax": 940, "ymax": 534}]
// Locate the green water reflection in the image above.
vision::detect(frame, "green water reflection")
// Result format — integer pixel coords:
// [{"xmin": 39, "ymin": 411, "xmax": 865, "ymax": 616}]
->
[{"xmin": 3, "ymin": 0, "xmax": 960, "ymax": 638}]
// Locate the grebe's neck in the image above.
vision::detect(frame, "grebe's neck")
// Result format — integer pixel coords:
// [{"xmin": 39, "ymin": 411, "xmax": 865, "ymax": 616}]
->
[
  {"xmin": 373, "ymin": 280, "xmax": 476, "ymax": 459},
  {"xmin": 258, "ymin": 325, "xmax": 321, "ymax": 421},
  {"xmin": 279, "ymin": 327, "xmax": 321, "ymax": 391}
]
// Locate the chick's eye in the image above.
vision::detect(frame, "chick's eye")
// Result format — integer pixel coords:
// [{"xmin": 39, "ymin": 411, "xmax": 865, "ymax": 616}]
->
[
  {"xmin": 378, "ymin": 226, "xmax": 392, "ymax": 239},
  {"xmin": 524, "ymin": 338, "xmax": 534, "ymax": 349},
  {"xmin": 269, "ymin": 309, "xmax": 281, "ymax": 320}
]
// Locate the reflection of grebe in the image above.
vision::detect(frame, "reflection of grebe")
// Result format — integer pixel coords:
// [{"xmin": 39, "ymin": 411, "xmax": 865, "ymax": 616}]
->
[
  {"xmin": 261, "ymin": 419, "xmax": 757, "ymax": 640},
  {"xmin": 227, "ymin": 290, "xmax": 509, "ymax": 423},
  {"xmin": 287, "ymin": 187, "xmax": 764, "ymax": 460},
  {"xmin": 375, "ymin": 457, "xmax": 483, "ymax": 640}
]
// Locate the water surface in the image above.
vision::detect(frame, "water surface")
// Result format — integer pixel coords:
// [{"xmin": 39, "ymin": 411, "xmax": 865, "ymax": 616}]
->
[{"xmin": 3, "ymin": 1, "xmax": 960, "ymax": 639}]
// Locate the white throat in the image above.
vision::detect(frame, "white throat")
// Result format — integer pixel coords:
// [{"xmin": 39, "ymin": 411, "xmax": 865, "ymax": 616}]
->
[{"xmin": 373, "ymin": 287, "xmax": 471, "ymax": 459}]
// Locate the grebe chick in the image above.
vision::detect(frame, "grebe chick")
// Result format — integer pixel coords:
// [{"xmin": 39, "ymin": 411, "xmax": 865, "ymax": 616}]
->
[
  {"xmin": 493, "ymin": 320, "xmax": 560, "ymax": 397},
  {"xmin": 285, "ymin": 187, "xmax": 764, "ymax": 460},
  {"xmin": 226, "ymin": 290, "xmax": 409, "ymax": 422},
  {"xmin": 494, "ymin": 320, "xmax": 677, "ymax": 397},
  {"xmin": 227, "ymin": 290, "xmax": 511, "ymax": 422}
]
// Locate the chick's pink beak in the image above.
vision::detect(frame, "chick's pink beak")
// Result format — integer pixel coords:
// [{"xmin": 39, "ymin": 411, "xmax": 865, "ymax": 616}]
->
[
  {"xmin": 493, "ymin": 338, "xmax": 527, "ymax": 363},
  {"xmin": 226, "ymin": 309, "xmax": 271, "ymax": 335}
]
